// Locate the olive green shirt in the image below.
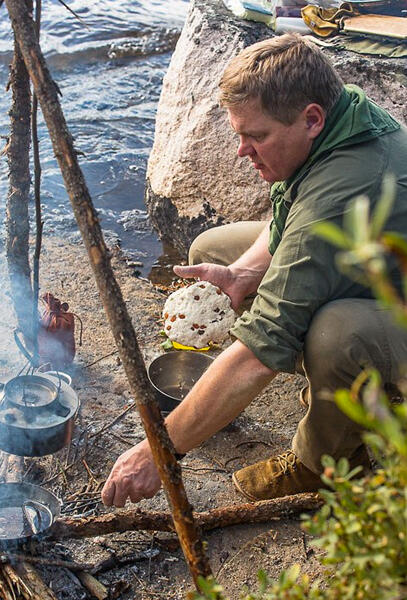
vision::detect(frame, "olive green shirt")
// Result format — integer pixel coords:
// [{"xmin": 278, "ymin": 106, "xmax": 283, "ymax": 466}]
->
[{"xmin": 231, "ymin": 122, "xmax": 407, "ymax": 373}]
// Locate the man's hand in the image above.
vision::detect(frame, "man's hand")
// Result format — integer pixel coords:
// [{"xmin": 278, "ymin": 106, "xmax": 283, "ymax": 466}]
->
[
  {"xmin": 101, "ymin": 439, "xmax": 161, "ymax": 507},
  {"xmin": 173, "ymin": 263, "xmax": 260, "ymax": 311}
]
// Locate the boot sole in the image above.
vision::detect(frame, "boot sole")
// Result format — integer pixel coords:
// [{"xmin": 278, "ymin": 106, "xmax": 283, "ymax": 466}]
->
[
  {"xmin": 231, "ymin": 472, "xmax": 259, "ymax": 502},
  {"xmin": 300, "ymin": 386, "xmax": 309, "ymax": 408}
]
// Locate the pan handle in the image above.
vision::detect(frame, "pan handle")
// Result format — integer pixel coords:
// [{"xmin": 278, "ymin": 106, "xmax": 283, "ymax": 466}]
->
[
  {"xmin": 13, "ymin": 329, "xmax": 33, "ymax": 363},
  {"xmin": 22, "ymin": 500, "xmax": 52, "ymax": 535}
]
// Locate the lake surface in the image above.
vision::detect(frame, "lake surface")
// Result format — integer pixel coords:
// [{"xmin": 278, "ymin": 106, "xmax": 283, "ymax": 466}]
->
[{"xmin": 0, "ymin": 0, "xmax": 188, "ymax": 276}]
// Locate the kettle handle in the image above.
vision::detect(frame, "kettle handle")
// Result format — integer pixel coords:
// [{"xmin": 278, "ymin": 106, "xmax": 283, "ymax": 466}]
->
[{"xmin": 41, "ymin": 371, "xmax": 72, "ymax": 386}]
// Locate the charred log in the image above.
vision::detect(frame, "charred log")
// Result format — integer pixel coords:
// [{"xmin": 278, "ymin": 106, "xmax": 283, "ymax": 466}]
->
[{"xmin": 0, "ymin": 560, "xmax": 58, "ymax": 600}]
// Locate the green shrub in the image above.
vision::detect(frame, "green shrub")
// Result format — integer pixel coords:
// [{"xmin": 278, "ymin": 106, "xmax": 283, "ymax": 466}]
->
[{"xmin": 189, "ymin": 176, "xmax": 407, "ymax": 600}]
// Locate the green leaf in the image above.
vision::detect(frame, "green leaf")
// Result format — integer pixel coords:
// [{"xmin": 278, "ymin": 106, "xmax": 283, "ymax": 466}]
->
[
  {"xmin": 160, "ymin": 338, "xmax": 174, "ymax": 351},
  {"xmin": 336, "ymin": 457, "xmax": 350, "ymax": 478},
  {"xmin": 345, "ymin": 195, "xmax": 370, "ymax": 244},
  {"xmin": 334, "ymin": 390, "xmax": 371, "ymax": 427},
  {"xmin": 321, "ymin": 455, "xmax": 336, "ymax": 468},
  {"xmin": 287, "ymin": 564, "xmax": 301, "ymax": 581},
  {"xmin": 381, "ymin": 231, "xmax": 407, "ymax": 256},
  {"xmin": 370, "ymin": 174, "xmax": 396, "ymax": 239},
  {"xmin": 312, "ymin": 222, "xmax": 352, "ymax": 249}
]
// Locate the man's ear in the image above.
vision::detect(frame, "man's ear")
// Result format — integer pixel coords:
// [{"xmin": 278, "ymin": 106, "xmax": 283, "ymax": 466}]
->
[{"xmin": 303, "ymin": 104, "xmax": 325, "ymax": 139}]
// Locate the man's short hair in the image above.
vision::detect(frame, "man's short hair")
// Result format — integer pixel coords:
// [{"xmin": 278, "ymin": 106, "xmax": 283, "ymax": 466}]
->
[{"xmin": 219, "ymin": 33, "xmax": 344, "ymax": 124}]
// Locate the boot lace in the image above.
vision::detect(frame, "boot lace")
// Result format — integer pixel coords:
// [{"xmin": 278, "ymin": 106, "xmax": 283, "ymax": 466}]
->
[{"xmin": 275, "ymin": 450, "xmax": 297, "ymax": 474}]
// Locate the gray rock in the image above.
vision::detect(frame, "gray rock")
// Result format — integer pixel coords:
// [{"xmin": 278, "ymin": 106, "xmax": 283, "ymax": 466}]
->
[
  {"xmin": 146, "ymin": 0, "xmax": 407, "ymax": 254},
  {"xmin": 146, "ymin": 0, "xmax": 272, "ymax": 254}
]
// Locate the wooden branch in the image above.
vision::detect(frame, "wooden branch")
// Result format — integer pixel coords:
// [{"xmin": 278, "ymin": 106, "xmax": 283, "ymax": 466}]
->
[
  {"xmin": 4, "ymin": 549, "xmax": 175, "ymax": 575},
  {"xmin": 5, "ymin": 0, "xmax": 211, "ymax": 588},
  {"xmin": 5, "ymin": 1, "xmax": 33, "ymax": 346},
  {"xmin": 0, "ymin": 560, "xmax": 58, "ymax": 600},
  {"xmin": 14, "ymin": 562, "xmax": 59, "ymax": 600},
  {"xmin": 2, "ymin": 562, "xmax": 33, "ymax": 599},
  {"xmin": 51, "ymin": 493, "xmax": 323, "ymax": 539},
  {"xmin": 31, "ymin": 0, "xmax": 43, "ymax": 363},
  {"xmin": 3, "ymin": 554, "xmax": 93, "ymax": 572},
  {"xmin": 76, "ymin": 572, "xmax": 108, "ymax": 600},
  {"xmin": 3, "ymin": 551, "xmax": 160, "ymax": 574}
]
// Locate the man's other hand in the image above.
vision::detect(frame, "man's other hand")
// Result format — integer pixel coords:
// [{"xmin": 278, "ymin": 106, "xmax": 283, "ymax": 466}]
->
[
  {"xmin": 173, "ymin": 263, "xmax": 256, "ymax": 311},
  {"xmin": 101, "ymin": 440, "xmax": 161, "ymax": 507}
]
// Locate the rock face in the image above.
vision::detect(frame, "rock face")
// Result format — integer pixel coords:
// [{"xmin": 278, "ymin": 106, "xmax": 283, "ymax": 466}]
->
[
  {"xmin": 146, "ymin": 0, "xmax": 272, "ymax": 254},
  {"xmin": 146, "ymin": 0, "xmax": 407, "ymax": 255}
]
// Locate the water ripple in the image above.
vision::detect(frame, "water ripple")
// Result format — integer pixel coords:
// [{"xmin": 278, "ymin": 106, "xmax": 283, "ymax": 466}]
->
[{"xmin": 0, "ymin": 0, "xmax": 188, "ymax": 275}]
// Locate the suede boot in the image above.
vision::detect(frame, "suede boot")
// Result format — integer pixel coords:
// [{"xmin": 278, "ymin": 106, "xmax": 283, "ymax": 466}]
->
[{"xmin": 232, "ymin": 446, "xmax": 371, "ymax": 501}]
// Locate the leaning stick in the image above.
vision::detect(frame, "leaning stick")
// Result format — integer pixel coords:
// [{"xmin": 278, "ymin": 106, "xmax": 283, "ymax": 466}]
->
[
  {"xmin": 50, "ymin": 493, "xmax": 323, "ymax": 540},
  {"xmin": 5, "ymin": 10, "xmax": 33, "ymax": 345},
  {"xmin": 76, "ymin": 572, "xmax": 108, "ymax": 600},
  {"xmin": 4, "ymin": 0, "xmax": 211, "ymax": 587}
]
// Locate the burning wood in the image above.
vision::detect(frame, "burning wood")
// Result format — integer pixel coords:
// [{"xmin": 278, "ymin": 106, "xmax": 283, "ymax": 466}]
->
[{"xmin": 0, "ymin": 560, "xmax": 58, "ymax": 600}]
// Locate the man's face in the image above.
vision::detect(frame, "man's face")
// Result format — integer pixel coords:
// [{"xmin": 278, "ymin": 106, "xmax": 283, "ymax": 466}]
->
[{"xmin": 227, "ymin": 98, "xmax": 323, "ymax": 183}]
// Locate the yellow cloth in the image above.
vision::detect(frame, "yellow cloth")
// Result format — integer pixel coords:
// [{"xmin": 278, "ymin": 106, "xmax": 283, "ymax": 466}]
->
[
  {"xmin": 301, "ymin": 3, "xmax": 357, "ymax": 37},
  {"xmin": 171, "ymin": 341, "xmax": 210, "ymax": 352}
]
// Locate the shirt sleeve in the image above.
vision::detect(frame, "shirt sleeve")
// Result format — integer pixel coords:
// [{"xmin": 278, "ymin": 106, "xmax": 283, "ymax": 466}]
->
[{"xmin": 230, "ymin": 144, "xmax": 384, "ymax": 372}]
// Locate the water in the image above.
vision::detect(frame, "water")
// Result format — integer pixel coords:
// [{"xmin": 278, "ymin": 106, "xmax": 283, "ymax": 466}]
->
[
  {"xmin": 0, "ymin": 503, "xmax": 51, "ymax": 538},
  {"xmin": 0, "ymin": 0, "xmax": 188, "ymax": 276}
]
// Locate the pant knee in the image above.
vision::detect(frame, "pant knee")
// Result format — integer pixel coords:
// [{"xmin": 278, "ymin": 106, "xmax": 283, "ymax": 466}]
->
[
  {"xmin": 304, "ymin": 299, "xmax": 383, "ymax": 388},
  {"xmin": 188, "ymin": 230, "xmax": 214, "ymax": 265}
]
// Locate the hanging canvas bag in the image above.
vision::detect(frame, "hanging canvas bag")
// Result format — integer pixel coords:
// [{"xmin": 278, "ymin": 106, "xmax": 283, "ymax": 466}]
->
[{"xmin": 38, "ymin": 292, "xmax": 82, "ymax": 369}]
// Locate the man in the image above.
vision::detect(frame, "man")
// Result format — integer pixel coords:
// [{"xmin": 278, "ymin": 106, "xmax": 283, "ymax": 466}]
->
[{"xmin": 102, "ymin": 34, "xmax": 407, "ymax": 507}]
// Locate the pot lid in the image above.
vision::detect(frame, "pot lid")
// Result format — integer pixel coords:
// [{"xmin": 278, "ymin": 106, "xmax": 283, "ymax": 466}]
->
[
  {"xmin": 0, "ymin": 374, "xmax": 78, "ymax": 431},
  {"xmin": 5, "ymin": 375, "xmax": 58, "ymax": 410}
]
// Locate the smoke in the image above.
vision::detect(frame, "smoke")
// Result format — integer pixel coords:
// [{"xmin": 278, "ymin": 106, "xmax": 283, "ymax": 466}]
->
[{"xmin": 0, "ymin": 252, "xmax": 22, "ymax": 377}]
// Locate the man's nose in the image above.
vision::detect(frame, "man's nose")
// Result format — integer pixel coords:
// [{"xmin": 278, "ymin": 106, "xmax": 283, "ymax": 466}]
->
[{"xmin": 237, "ymin": 137, "xmax": 254, "ymax": 158}]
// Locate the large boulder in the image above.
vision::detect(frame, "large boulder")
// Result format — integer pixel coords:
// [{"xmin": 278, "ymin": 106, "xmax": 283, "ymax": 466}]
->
[
  {"xmin": 145, "ymin": 0, "xmax": 272, "ymax": 254},
  {"xmin": 146, "ymin": 0, "xmax": 407, "ymax": 255}
]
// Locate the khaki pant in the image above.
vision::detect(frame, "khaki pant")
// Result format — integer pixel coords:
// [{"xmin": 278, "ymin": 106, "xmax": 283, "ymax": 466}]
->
[{"xmin": 190, "ymin": 222, "xmax": 407, "ymax": 474}]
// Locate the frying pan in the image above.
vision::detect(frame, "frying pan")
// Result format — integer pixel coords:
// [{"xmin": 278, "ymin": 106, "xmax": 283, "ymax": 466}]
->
[{"xmin": 0, "ymin": 482, "xmax": 61, "ymax": 548}]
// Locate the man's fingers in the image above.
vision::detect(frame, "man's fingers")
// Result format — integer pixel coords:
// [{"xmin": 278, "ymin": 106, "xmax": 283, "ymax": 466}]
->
[
  {"xmin": 111, "ymin": 477, "xmax": 133, "ymax": 508},
  {"xmin": 101, "ymin": 480, "xmax": 116, "ymax": 507},
  {"xmin": 129, "ymin": 488, "xmax": 144, "ymax": 503},
  {"xmin": 173, "ymin": 264, "xmax": 201, "ymax": 278},
  {"xmin": 101, "ymin": 441, "xmax": 162, "ymax": 508}
]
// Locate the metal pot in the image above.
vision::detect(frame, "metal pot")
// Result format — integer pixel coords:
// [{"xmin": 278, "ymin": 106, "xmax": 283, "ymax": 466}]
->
[
  {"xmin": 0, "ymin": 373, "xmax": 79, "ymax": 457},
  {"xmin": 0, "ymin": 482, "xmax": 61, "ymax": 548},
  {"xmin": 147, "ymin": 351, "xmax": 214, "ymax": 414}
]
